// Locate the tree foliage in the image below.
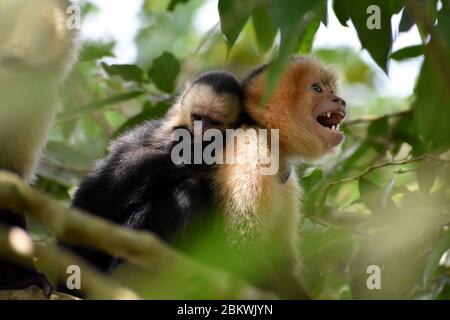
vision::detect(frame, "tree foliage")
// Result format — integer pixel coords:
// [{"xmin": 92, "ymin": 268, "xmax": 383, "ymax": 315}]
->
[{"xmin": 13, "ymin": 0, "xmax": 450, "ymax": 299}]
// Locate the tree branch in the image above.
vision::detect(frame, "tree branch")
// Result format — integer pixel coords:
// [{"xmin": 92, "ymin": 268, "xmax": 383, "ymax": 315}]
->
[
  {"xmin": 0, "ymin": 171, "xmax": 276, "ymax": 299},
  {"xmin": 0, "ymin": 224, "xmax": 139, "ymax": 299}
]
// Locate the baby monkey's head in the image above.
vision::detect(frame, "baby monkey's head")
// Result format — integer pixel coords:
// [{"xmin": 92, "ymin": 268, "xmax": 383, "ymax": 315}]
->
[
  {"xmin": 168, "ymin": 71, "xmax": 244, "ymax": 133},
  {"xmin": 243, "ymin": 56, "xmax": 347, "ymax": 159}
]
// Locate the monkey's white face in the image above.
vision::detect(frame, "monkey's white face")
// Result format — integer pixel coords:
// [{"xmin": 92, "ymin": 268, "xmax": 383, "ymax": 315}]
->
[{"xmin": 185, "ymin": 84, "xmax": 241, "ymax": 132}]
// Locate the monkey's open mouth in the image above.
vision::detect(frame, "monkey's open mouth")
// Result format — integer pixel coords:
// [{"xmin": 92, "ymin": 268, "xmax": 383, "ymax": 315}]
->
[
  {"xmin": 313, "ymin": 104, "xmax": 347, "ymax": 147},
  {"xmin": 316, "ymin": 111, "xmax": 345, "ymax": 131}
]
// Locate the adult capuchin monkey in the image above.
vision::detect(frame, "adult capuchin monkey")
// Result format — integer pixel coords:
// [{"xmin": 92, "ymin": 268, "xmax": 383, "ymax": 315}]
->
[
  {"xmin": 63, "ymin": 71, "xmax": 246, "ymax": 277},
  {"xmin": 210, "ymin": 56, "xmax": 347, "ymax": 299},
  {"xmin": 0, "ymin": 0, "xmax": 78, "ymax": 295},
  {"xmin": 65, "ymin": 57, "xmax": 346, "ymax": 300}
]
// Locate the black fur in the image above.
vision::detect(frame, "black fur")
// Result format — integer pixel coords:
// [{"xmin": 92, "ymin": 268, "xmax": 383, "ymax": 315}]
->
[
  {"xmin": 65, "ymin": 121, "xmax": 215, "ymax": 270},
  {"xmin": 194, "ymin": 71, "xmax": 243, "ymax": 100},
  {"xmin": 62, "ymin": 72, "xmax": 244, "ymax": 279},
  {"xmin": 241, "ymin": 63, "xmax": 269, "ymax": 89}
]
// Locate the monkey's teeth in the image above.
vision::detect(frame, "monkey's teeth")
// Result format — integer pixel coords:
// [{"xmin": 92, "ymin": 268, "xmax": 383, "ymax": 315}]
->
[
  {"xmin": 327, "ymin": 112, "xmax": 331, "ymax": 118},
  {"xmin": 336, "ymin": 124, "xmax": 340, "ymax": 131},
  {"xmin": 331, "ymin": 125, "xmax": 336, "ymax": 131}
]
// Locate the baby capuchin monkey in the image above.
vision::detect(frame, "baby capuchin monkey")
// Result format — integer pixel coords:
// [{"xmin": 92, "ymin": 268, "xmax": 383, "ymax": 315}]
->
[
  {"xmin": 0, "ymin": 0, "xmax": 78, "ymax": 295},
  {"xmin": 64, "ymin": 71, "xmax": 245, "ymax": 273},
  {"xmin": 211, "ymin": 56, "xmax": 347, "ymax": 299}
]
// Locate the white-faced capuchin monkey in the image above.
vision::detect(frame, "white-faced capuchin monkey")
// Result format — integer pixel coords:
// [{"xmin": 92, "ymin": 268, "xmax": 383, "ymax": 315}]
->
[
  {"xmin": 0, "ymin": 0, "xmax": 78, "ymax": 295},
  {"xmin": 63, "ymin": 71, "xmax": 246, "ymax": 278},
  {"xmin": 211, "ymin": 56, "xmax": 347, "ymax": 299}
]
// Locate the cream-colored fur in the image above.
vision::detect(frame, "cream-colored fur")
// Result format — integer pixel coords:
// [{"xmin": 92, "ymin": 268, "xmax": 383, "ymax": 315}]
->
[
  {"xmin": 157, "ymin": 83, "xmax": 241, "ymax": 140},
  {"xmin": 213, "ymin": 127, "xmax": 301, "ymax": 246},
  {"xmin": 0, "ymin": 0, "xmax": 78, "ymax": 181},
  {"xmin": 212, "ymin": 57, "xmax": 343, "ymax": 299}
]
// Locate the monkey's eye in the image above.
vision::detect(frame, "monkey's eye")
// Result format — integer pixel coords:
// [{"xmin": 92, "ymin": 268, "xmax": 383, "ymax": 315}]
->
[{"xmin": 311, "ymin": 83, "xmax": 322, "ymax": 93}]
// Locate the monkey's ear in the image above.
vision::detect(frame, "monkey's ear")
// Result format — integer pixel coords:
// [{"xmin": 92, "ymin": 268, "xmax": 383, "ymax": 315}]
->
[{"xmin": 244, "ymin": 73, "xmax": 270, "ymax": 125}]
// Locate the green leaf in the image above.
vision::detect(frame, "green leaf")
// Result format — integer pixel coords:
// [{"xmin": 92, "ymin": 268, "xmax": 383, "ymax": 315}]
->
[
  {"xmin": 252, "ymin": 3, "xmax": 277, "ymax": 52},
  {"xmin": 333, "ymin": 0, "xmax": 394, "ymax": 73},
  {"xmin": 417, "ymin": 162, "xmax": 437, "ymax": 194},
  {"xmin": 392, "ymin": 111, "xmax": 426, "ymax": 156},
  {"xmin": 414, "ymin": 57, "xmax": 450, "ymax": 151},
  {"xmin": 298, "ymin": 16, "xmax": 321, "ymax": 54},
  {"xmin": 102, "ymin": 63, "xmax": 145, "ymax": 82},
  {"xmin": 390, "ymin": 45, "xmax": 424, "ymax": 61},
  {"xmin": 399, "ymin": 8, "xmax": 415, "ymax": 32},
  {"xmin": 147, "ymin": 52, "xmax": 181, "ymax": 93},
  {"xmin": 358, "ymin": 177, "xmax": 395, "ymax": 215},
  {"xmin": 167, "ymin": 0, "xmax": 190, "ymax": 11},
  {"xmin": 423, "ymin": 230, "xmax": 450, "ymax": 288},
  {"xmin": 218, "ymin": 0, "xmax": 261, "ymax": 51},
  {"xmin": 367, "ymin": 116, "xmax": 389, "ymax": 153},
  {"xmin": 332, "ymin": 0, "xmax": 351, "ymax": 26},
  {"xmin": 58, "ymin": 91, "xmax": 145, "ymax": 121},
  {"xmin": 301, "ymin": 168, "xmax": 324, "ymax": 194},
  {"xmin": 264, "ymin": 0, "xmax": 323, "ymax": 101},
  {"xmin": 80, "ymin": 42, "xmax": 114, "ymax": 62},
  {"xmin": 44, "ymin": 140, "xmax": 93, "ymax": 168},
  {"xmin": 113, "ymin": 101, "xmax": 170, "ymax": 138}
]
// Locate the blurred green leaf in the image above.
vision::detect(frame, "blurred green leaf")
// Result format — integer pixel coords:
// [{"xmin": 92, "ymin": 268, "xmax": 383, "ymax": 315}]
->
[
  {"xmin": 417, "ymin": 162, "xmax": 437, "ymax": 194},
  {"xmin": 333, "ymin": 0, "xmax": 394, "ymax": 72},
  {"xmin": 414, "ymin": 57, "xmax": 450, "ymax": 151},
  {"xmin": 80, "ymin": 42, "xmax": 115, "ymax": 62},
  {"xmin": 218, "ymin": 0, "xmax": 262, "ymax": 51},
  {"xmin": 167, "ymin": 0, "xmax": 190, "ymax": 11},
  {"xmin": 359, "ymin": 177, "xmax": 395, "ymax": 215},
  {"xmin": 298, "ymin": 16, "xmax": 321, "ymax": 54},
  {"xmin": 102, "ymin": 63, "xmax": 145, "ymax": 82},
  {"xmin": 437, "ymin": 283, "xmax": 450, "ymax": 300},
  {"xmin": 392, "ymin": 111, "xmax": 426, "ymax": 156},
  {"xmin": 301, "ymin": 168, "xmax": 324, "ymax": 194},
  {"xmin": 113, "ymin": 101, "xmax": 171, "ymax": 137},
  {"xmin": 264, "ymin": 0, "xmax": 323, "ymax": 100},
  {"xmin": 45, "ymin": 140, "xmax": 93, "ymax": 167},
  {"xmin": 59, "ymin": 91, "xmax": 145, "ymax": 120},
  {"xmin": 423, "ymin": 230, "xmax": 450, "ymax": 288},
  {"xmin": 252, "ymin": 3, "xmax": 277, "ymax": 52},
  {"xmin": 148, "ymin": 52, "xmax": 181, "ymax": 93},
  {"xmin": 367, "ymin": 116, "xmax": 389, "ymax": 153}
]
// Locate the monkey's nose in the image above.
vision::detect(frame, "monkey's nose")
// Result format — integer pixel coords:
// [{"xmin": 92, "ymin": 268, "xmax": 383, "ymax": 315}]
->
[{"xmin": 332, "ymin": 97, "xmax": 346, "ymax": 107}]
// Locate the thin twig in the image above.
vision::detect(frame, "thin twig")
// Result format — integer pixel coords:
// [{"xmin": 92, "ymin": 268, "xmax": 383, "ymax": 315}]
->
[
  {"xmin": 325, "ymin": 154, "xmax": 449, "ymax": 193},
  {"xmin": 344, "ymin": 109, "xmax": 412, "ymax": 126}
]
